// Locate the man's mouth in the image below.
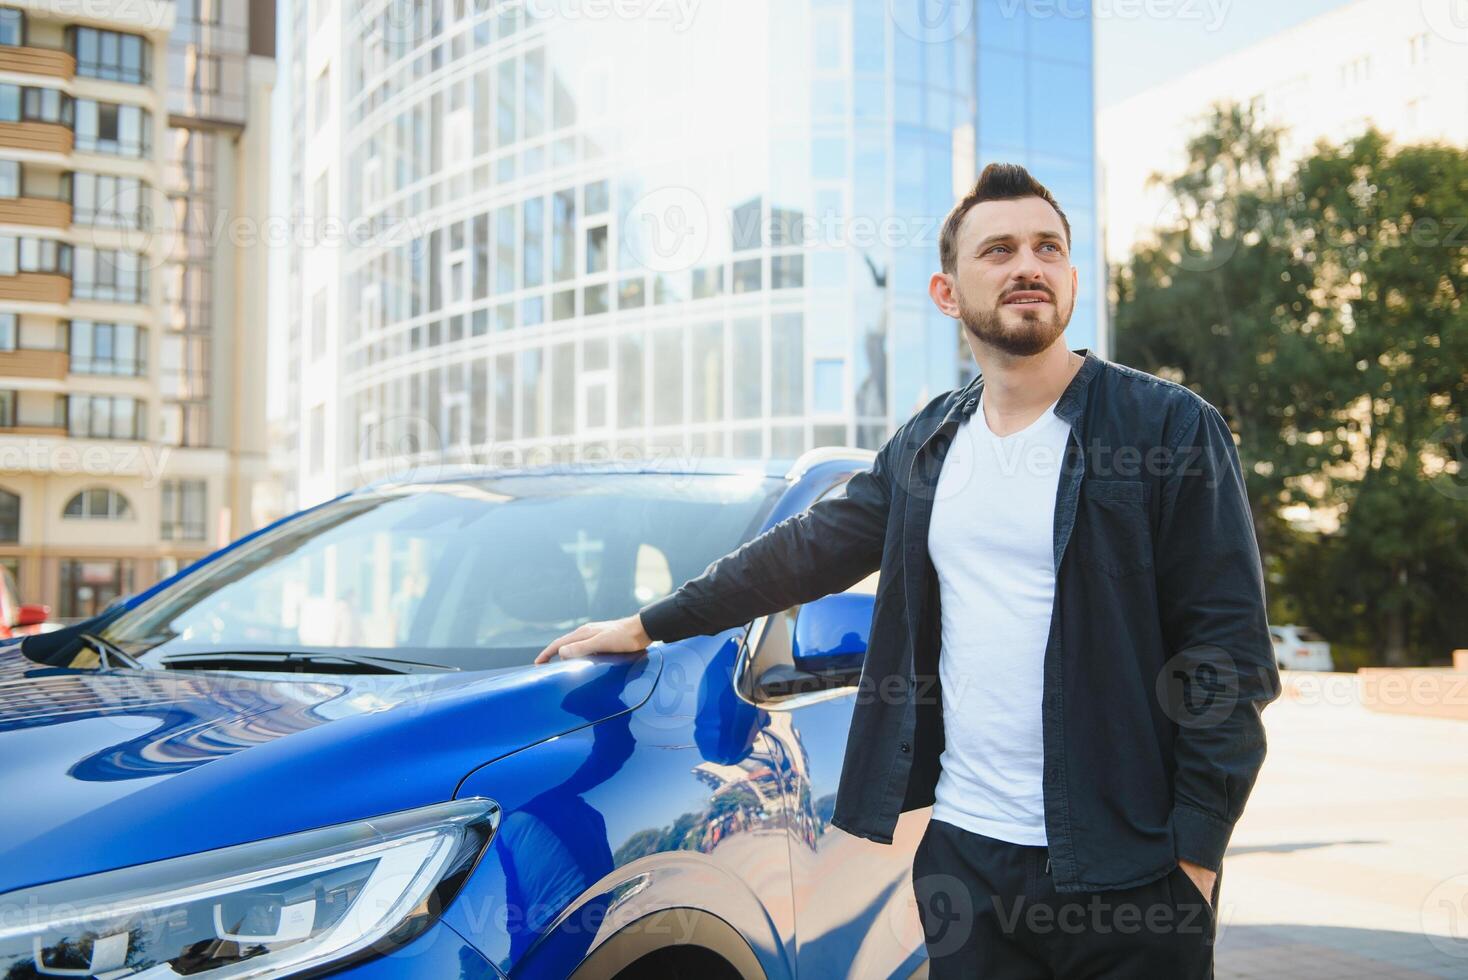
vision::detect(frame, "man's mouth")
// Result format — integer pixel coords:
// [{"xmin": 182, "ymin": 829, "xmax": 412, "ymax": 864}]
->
[{"xmin": 1003, "ymin": 291, "xmax": 1051, "ymax": 306}]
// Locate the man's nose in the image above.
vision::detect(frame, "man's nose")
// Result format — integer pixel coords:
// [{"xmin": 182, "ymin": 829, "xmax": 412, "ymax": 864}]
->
[{"xmin": 1012, "ymin": 246, "xmax": 1046, "ymax": 282}]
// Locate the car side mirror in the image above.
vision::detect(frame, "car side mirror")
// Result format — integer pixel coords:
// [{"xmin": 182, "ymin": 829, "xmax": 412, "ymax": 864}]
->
[
  {"xmin": 14, "ymin": 603, "xmax": 49, "ymax": 628},
  {"xmin": 792, "ymin": 592, "xmax": 872, "ymax": 677}
]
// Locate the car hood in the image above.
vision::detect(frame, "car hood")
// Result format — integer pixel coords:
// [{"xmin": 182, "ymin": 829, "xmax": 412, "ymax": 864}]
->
[{"xmin": 0, "ymin": 643, "xmax": 660, "ymax": 892}]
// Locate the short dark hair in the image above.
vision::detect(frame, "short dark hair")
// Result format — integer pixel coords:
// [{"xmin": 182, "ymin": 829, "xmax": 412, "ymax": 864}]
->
[{"xmin": 939, "ymin": 162, "xmax": 1072, "ymax": 274}]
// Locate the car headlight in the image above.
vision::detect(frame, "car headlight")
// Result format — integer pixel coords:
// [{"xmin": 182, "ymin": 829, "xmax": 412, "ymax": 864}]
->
[{"xmin": 0, "ymin": 799, "xmax": 498, "ymax": 978}]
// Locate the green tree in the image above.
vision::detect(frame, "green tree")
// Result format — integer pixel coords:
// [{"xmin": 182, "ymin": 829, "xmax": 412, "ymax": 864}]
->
[
  {"xmin": 1285, "ymin": 133, "xmax": 1468, "ymax": 664},
  {"xmin": 1113, "ymin": 104, "xmax": 1332, "ymax": 558},
  {"xmin": 1114, "ymin": 107, "xmax": 1468, "ymax": 665}
]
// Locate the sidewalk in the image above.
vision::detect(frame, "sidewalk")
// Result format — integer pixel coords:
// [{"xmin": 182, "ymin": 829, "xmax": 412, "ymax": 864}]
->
[{"xmin": 1214, "ymin": 673, "xmax": 1468, "ymax": 978}]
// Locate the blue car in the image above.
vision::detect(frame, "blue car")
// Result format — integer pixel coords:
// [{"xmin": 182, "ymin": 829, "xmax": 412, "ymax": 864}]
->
[{"xmin": 0, "ymin": 453, "xmax": 930, "ymax": 980}]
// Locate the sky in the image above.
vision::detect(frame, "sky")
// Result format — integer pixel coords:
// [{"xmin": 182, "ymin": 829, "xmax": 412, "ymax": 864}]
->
[{"xmin": 1095, "ymin": 0, "xmax": 1361, "ymax": 107}]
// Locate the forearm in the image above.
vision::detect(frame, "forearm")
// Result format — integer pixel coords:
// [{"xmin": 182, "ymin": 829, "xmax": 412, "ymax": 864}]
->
[
  {"xmin": 639, "ymin": 493, "xmax": 886, "ymax": 642},
  {"xmin": 640, "ymin": 439, "xmax": 898, "ymax": 643}
]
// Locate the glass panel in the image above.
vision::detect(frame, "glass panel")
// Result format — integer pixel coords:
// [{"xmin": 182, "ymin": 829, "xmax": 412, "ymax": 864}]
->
[
  {"xmin": 731, "ymin": 316, "xmax": 763, "ymax": 420},
  {"xmin": 651, "ymin": 328, "xmax": 684, "ymax": 427},
  {"xmin": 689, "ymin": 321, "xmax": 723, "ymax": 424},
  {"xmin": 813, "ymin": 359, "xmax": 844, "ymax": 414},
  {"xmin": 617, "ymin": 332, "xmax": 644, "ymax": 428},
  {"xmin": 770, "ymin": 313, "xmax": 804, "ymax": 416},
  {"xmin": 101, "ymin": 474, "xmax": 785, "ymax": 667}
]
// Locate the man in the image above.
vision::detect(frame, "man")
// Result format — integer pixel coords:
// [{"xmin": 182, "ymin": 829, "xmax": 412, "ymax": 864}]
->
[{"xmin": 535, "ymin": 163, "xmax": 1279, "ymax": 977}]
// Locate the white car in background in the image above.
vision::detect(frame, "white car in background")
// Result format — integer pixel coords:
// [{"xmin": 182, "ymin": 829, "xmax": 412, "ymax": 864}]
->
[{"xmin": 1269, "ymin": 624, "xmax": 1334, "ymax": 671}]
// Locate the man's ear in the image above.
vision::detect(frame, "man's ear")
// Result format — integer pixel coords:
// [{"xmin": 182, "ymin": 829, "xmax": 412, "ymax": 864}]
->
[{"xmin": 929, "ymin": 271, "xmax": 961, "ymax": 319}]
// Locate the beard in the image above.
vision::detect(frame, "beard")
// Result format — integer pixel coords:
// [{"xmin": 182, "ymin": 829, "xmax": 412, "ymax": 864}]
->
[{"xmin": 957, "ymin": 286, "xmax": 1073, "ymax": 357}]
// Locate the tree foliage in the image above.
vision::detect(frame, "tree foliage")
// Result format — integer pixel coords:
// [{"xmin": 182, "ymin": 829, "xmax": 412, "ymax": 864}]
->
[{"xmin": 1115, "ymin": 105, "xmax": 1468, "ymax": 665}]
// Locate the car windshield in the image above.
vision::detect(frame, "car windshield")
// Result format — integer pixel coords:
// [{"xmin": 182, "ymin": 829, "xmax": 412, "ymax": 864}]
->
[
  {"xmin": 1295, "ymin": 627, "xmax": 1325, "ymax": 642},
  {"xmin": 103, "ymin": 472, "xmax": 784, "ymax": 671}
]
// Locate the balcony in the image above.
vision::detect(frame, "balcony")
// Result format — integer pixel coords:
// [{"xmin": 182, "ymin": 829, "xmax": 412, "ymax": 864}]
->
[
  {"xmin": 0, "ymin": 348, "xmax": 68, "ymax": 380},
  {"xmin": 0, "ymin": 393, "xmax": 67, "ymax": 439},
  {"xmin": 0, "ymin": 422, "xmax": 65, "ymax": 437},
  {"xmin": 0, "ymin": 196, "xmax": 70, "ymax": 228},
  {"xmin": 0, "ymin": 272, "xmax": 70, "ymax": 305},
  {"xmin": 0, "ymin": 45, "xmax": 75, "ymax": 81},
  {"xmin": 0, "ymin": 121, "xmax": 73, "ymax": 155}
]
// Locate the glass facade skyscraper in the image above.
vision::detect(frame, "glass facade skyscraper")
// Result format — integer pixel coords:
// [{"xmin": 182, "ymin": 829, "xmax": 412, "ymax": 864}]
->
[{"xmin": 292, "ymin": 0, "xmax": 1100, "ymax": 499}]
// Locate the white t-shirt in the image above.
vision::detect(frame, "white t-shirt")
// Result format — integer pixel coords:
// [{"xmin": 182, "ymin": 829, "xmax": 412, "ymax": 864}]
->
[{"xmin": 926, "ymin": 392, "xmax": 1070, "ymax": 846}]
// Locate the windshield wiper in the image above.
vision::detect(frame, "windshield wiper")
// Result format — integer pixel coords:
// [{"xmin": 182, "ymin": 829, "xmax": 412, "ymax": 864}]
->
[
  {"xmin": 80, "ymin": 633, "xmax": 143, "ymax": 670},
  {"xmin": 156, "ymin": 650, "xmax": 457, "ymax": 675}
]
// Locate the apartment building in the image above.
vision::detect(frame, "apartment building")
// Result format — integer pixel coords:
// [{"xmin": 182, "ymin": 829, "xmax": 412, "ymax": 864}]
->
[
  {"xmin": 0, "ymin": 0, "xmax": 273, "ymax": 619},
  {"xmin": 1100, "ymin": 0, "xmax": 1468, "ymax": 261}
]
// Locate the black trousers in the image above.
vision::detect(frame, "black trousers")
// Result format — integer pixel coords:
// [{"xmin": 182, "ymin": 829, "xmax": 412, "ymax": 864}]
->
[{"xmin": 912, "ymin": 818, "xmax": 1216, "ymax": 979}]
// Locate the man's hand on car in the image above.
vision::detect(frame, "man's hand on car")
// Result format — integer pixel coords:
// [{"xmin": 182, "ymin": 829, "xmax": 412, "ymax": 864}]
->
[{"xmin": 534, "ymin": 615, "xmax": 652, "ymax": 664}]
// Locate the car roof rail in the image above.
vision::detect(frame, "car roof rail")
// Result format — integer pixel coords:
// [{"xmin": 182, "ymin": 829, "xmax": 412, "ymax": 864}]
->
[{"xmin": 785, "ymin": 445, "xmax": 877, "ymax": 482}]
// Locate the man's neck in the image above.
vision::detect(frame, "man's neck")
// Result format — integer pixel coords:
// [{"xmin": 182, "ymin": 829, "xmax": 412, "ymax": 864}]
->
[{"xmin": 973, "ymin": 340, "xmax": 1083, "ymax": 437}]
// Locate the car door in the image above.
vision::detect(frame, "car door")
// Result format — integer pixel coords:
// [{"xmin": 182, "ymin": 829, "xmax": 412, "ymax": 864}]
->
[{"xmin": 740, "ymin": 480, "xmax": 928, "ymax": 979}]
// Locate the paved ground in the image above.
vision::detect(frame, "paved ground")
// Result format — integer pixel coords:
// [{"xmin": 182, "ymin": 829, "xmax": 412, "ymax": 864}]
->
[{"xmin": 1214, "ymin": 672, "xmax": 1468, "ymax": 978}]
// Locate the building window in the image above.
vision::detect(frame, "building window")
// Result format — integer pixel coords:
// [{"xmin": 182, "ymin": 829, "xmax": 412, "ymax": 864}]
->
[
  {"xmin": 63, "ymin": 487, "xmax": 134, "ymax": 520},
  {"xmin": 59, "ymin": 558, "xmax": 134, "ymax": 620},
  {"xmin": 0, "ymin": 488, "xmax": 18, "ymax": 543},
  {"xmin": 771, "ymin": 312, "xmax": 804, "ymax": 416},
  {"xmin": 70, "ymin": 320, "xmax": 145, "ymax": 376},
  {"xmin": 0, "ymin": 313, "xmax": 14, "ymax": 350},
  {"xmin": 68, "ymin": 27, "xmax": 150, "ymax": 85},
  {"xmin": 161, "ymin": 479, "xmax": 206, "ymax": 541},
  {"xmin": 772, "ymin": 254, "xmax": 804, "ymax": 289},
  {"xmin": 0, "ymin": 8, "xmax": 23, "ymax": 47},
  {"xmin": 71, "ymin": 173, "xmax": 148, "ymax": 229},
  {"xmin": 0, "ymin": 390, "xmax": 13, "ymax": 428},
  {"xmin": 0, "ymin": 236, "xmax": 72, "ymax": 276},
  {"xmin": 314, "ymin": 66, "xmax": 331, "ymax": 131},
  {"xmin": 1338, "ymin": 55, "xmax": 1371, "ymax": 88},
  {"xmin": 191, "ymin": 53, "xmax": 219, "ymax": 93},
  {"xmin": 67, "ymin": 394, "xmax": 145, "ymax": 440},
  {"xmin": 309, "ymin": 405, "xmax": 325, "ymax": 475},
  {"xmin": 1408, "ymin": 33, "xmax": 1429, "ymax": 66},
  {"xmin": 181, "ymin": 0, "xmax": 223, "ymax": 26},
  {"xmin": 0, "ymin": 160, "xmax": 17, "ymax": 198},
  {"xmin": 733, "ymin": 258, "xmax": 761, "ymax": 293},
  {"xmin": 0, "ymin": 84, "xmax": 72, "ymax": 125},
  {"xmin": 72, "ymin": 247, "xmax": 145, "ymax": 303},
  {"xmin": 311, "ymin": 290, "xmax": 326, "ymax": 360},
  {"xmin": 18, "ymin": 236, "xmax": 69, "ymax": 274},
  {"xmin": 813, "ymin": 358, "xmax": 844, "ymax": 414},
  {"xmin": 74, "ymin": 100, "xmax": 151, "ymax": 157}
]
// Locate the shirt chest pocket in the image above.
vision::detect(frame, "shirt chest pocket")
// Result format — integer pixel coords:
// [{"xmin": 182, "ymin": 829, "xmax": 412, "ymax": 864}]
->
[{"xmin": 1075, "ymin": 480, "xmax": 1154, "ymax": 577}]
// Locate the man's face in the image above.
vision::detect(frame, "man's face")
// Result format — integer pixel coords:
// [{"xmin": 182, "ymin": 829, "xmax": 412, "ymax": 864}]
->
[{"xmin": 934, "ymin": 196, "xmax": 1078, "ymax": 358}]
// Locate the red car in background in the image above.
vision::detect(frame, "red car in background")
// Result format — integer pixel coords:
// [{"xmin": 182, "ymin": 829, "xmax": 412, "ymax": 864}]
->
[{"xmin": 0, "ymin": 566, "xmax": 49, "ymax": 639}]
